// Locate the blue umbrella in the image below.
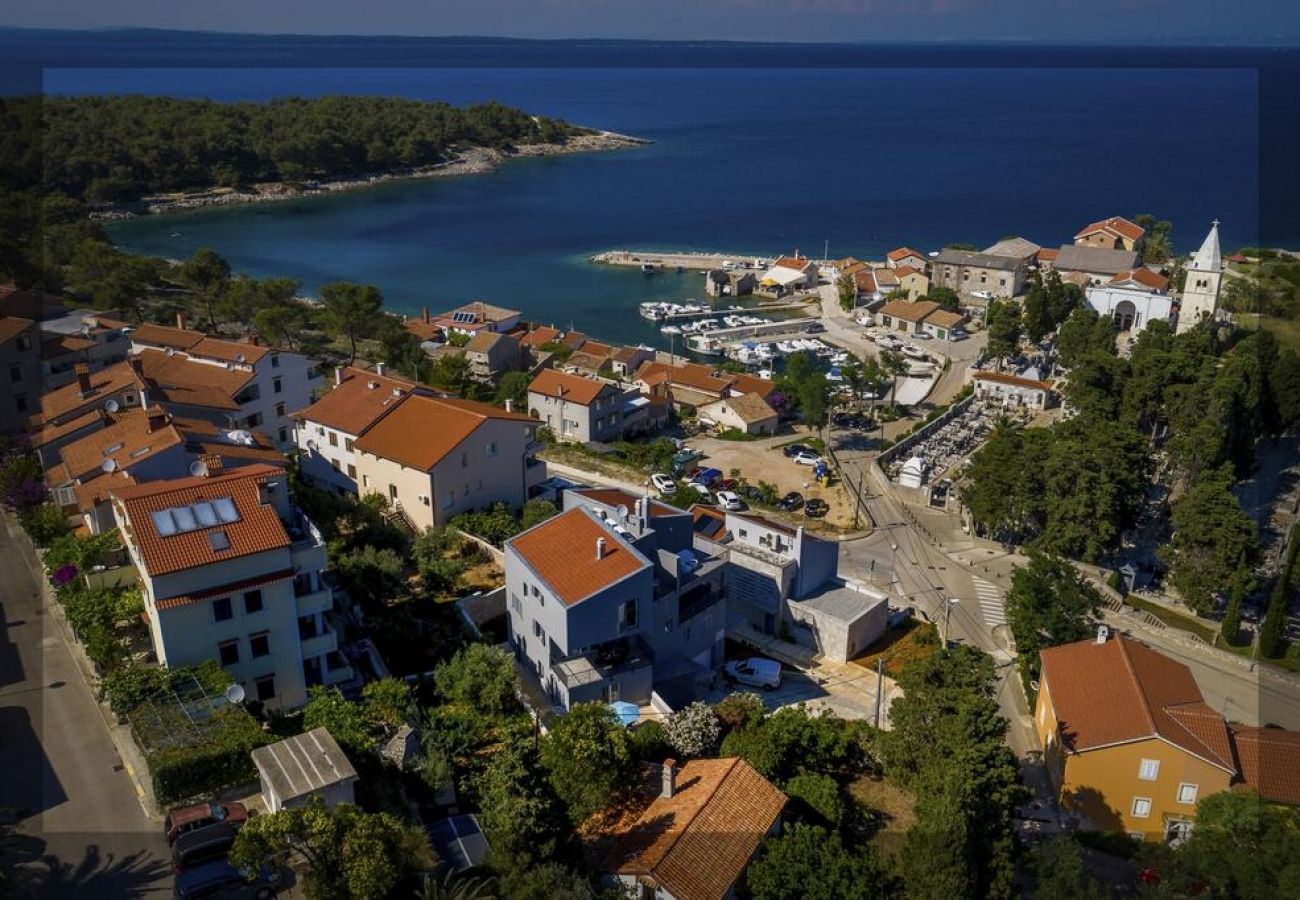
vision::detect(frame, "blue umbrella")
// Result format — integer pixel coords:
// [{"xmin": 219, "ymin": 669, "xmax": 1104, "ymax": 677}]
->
[{"xmin": 610, "ymin": 701, "xmax": 640, "ymax": 727}]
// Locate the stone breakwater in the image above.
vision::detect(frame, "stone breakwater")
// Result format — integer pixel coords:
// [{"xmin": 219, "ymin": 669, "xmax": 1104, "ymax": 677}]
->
[{"xmin": 94, "ymin": 130, "xmax": 648, "ymax": 218}]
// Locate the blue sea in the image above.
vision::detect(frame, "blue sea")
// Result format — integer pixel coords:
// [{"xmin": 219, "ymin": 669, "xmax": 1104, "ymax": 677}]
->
[{"xmin": 20, "ymin": 34, "xmax": 1292, "ymax": 347}]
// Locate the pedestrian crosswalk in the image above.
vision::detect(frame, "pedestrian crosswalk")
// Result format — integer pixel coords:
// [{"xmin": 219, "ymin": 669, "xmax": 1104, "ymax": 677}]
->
[{"xmin": 973, "ymin": 576, "xmax": 1008, "ymax": 627}]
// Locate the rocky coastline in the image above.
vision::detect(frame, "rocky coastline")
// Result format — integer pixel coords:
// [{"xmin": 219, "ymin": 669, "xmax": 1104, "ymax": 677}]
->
[{"xmin": 92, "ymin": 130, "xmax": 648, "ymax": 218}]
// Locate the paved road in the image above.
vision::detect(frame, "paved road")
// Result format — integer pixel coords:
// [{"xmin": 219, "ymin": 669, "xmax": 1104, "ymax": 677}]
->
[{"xmin": 0, "ymin": 518, "xmax": 171, "ymax": 898}]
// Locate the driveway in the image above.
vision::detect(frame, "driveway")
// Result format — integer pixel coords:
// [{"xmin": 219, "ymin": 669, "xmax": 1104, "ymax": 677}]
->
[{"xmin": 0, "ymin": 516, "xmax": 171, "ymax": 898}]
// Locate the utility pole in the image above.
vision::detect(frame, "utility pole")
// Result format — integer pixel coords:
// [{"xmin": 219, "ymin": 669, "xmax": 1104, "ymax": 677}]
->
[
  {"xmin": 873, "ymin": 657, "xmax": 884, "ymax": 727},
  {"xmin": 943, "ymin": 597, "xmax": 960, "ymax": 648}
]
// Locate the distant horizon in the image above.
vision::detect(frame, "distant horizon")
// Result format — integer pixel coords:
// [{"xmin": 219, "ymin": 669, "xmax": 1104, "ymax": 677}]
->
[{"xmin": 2, "ymin": 25, "xmax": 1297, "ymax": 48}]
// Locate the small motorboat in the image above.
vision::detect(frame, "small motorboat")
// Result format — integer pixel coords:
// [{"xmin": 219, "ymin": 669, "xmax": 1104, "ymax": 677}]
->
[{"xmin": 660, "ymin": 325, "xmax": 682, "ymax": 335}]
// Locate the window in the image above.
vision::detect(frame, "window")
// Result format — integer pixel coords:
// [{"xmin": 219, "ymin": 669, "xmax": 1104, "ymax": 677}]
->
[
  {"xmin": 362, "ymin": 474, "xmax": 370, "ymax": 488},
  {"xmin": 347, "ymin": 464, "xmax": 356, "ymax": 479},
  {"xmin": 249, "ymin": 632, "xmax": 271, "ymax": 658},
  {"xmin": 15, "ymin": 394, "xmax": 27, "ymax": 412},
  {"xmin": 271, "ymin": 354, "xmax": 280, "ymax": 368},
  {"xmin": 9, "ymin": 365, "xmax": 22, "ymax": 383},
  {"xmin": 246, "ymin": 412, "xmax": 262, "ymax": 427},
  {"xmin": 344, "ymin": 438, "xmax": 354, "ymax": 452},
  {"xmin": 461, "ymin": 452, "xmax": 468, "ymax": 468},
  {"xmin": 212, "ymin": 597, "xmax": 233, "ymax": 622},
  {"xmin": 275, "ymin": 402, "xmax": 286, "ymax": 418},
  {"xmin": 619, "ymin": 599, "xmax": 638, "ymax": 629},
  {"xmin": 388, "ymin": 484, "xmax": 398, "ymax": 500},
  {"xmin": 243, "ymin": 590, "xmax": 263, "ymax": 614},
  {"xmin": 273, "ymin": 377, "xmax": 283, "ymax": 394},
  {"xmin": 443, "ymin": 491, "xmax": 454, "ymax": 510},
  {"xmin": 328, "ymin": 432, "xmax": 338, "ymax": 447},
  {"xmin": 218, "ymin": 640, "xmax": 240, "ymax": 666},
  {"xmin": 532, "ymin": 621, "xmax": 546, "ymax": 643},
  {"xmin": 1138, "ymin": 759, "xmax": 1160, "ymax": 781},
  {"xmin": 16, "ymin": 334, "xmax": 31, "ymax": 351},
  {"xmin": 278, "ymin": 427, "xmax": 288, "ymax": 443},
  {"xmin": 1177, "ymin": 784, "xmax": 1199, "ymax": 805},
  {"xmin": 487, "ymin": 441, "xmax": 497, "ymax": 457},
  {"xmin": 255, "ymin": 675, "xmax": 276, "ymax": 702},
  {"xmin": 1131, "ymin": 797, "xmax": 1152, "ymax": 819}
]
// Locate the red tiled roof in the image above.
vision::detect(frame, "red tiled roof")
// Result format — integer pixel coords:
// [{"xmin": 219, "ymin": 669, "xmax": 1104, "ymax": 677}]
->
[
  {"xmin": 1075, "ymin": 216, "xmax": 1146, "ymax": 242},
  {"xmin": 854, "ymin": 270, "xmax": 877, "ymax": 293},
  {"xmin": 128, "ymin": 322, "xmax": 205, "ymax": 352},
  {"xmin": 888, "ymin": 246, "xmax": 926, "ymax": 261},
  {"xmin": 155, "ymin": 568, "xmax": 296, "ymax": 610},
  {"xmin": 520, "ymin": 326, "xmax": 561, "ymax": 348},
  {"xmin": 113, "ymin": 464, "xmax": 289, "ymax": 577},
  {"xmin": 893, "ymin": 264, "xmax": 920, "ymax": 277},
  {"xmin": 879, "ymin": 299, "xmax": 940, "ymax": 323},
  {"xmin": 56, "ymin": 407, "xmax": 182, "ymax": 481},
  {"xmin": 135, "ymin": 349, "xmax": 253, "ymax": 411},
  {"xmin": 872, "ymin": 268, "xmax": 900, "ymax": 288},
  {"xmin": 729, "ymin": 373, "xmax": 775, "ymax": 398},
  {"xmin": 352, "ymin": 393, "xmax": 533, "ymax": 471},
  {"xmin": 924, "ymin": 309, "xmax": 968, "ymax": 329},
  {"xmin": 1040, "ymin": 635, "xmax": 1235, "ymax": 772},
  {"xmin": 611, "ymin": 758, "xmax": 786, "ymax": 900},
  {"xmin": 668, "ymin": 364, "xmax": 732, "ymax": 396},
  {"xmin": 973, "ymin": 371, "xmax": 1054, "ymax": 391},
  {"xmin": 1037, "ymin": 248, "xmax": 1061, "ymax": 262},
  {"xmin": 32, "ymin": 360, "xmax": 141, "ymax": 426},
  {"xmin": 570, "ymin": 487, "xmax": 681, "ymax": 519},
  {"xmin": 1108, "ymin": 267, "xmax": 1170, "ymax": 292},
  {"xmin": 528, "ymin": 369, "xmax": 613, "ymax": 407},
  {"xmin": 188, "ymin": 337, "xmax": 270, "ymax": 364},
  {"xmin": 1230, "ymin": 724, "xmax": 1300, "ymax": 805},
  {"xmin": 0, "ymin": 315, "xmax": 35, "ymax": 345},
  {"xmin": 773, "ymin": 256, "xmax": 812, "ymax": 271},
  {"xmin": 29, "ymin": 409, "xmax": 105, "ymax": 449},
  {"xmin": 294, "ymin": 367, "xmax": 414, "ymax": 436},
  {"xmin": 508, "ymin": 507, "xmax": 646, "ymax": 605}
]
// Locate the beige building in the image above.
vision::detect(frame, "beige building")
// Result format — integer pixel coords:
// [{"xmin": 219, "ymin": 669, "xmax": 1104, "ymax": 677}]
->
[
  {"xmin": 1074, "ymin": 216, "xmax": 1146, "ymax": 252},
  {"xmin": 930, "ymin": 248, "xmax": 1027, "ymax": 298},
  {"xmin": 697, "ymin": 392, "xmax": 779, "ymax": 436},
  {"xmin": 886, "ymin": 247, "xmax": 928, "ymax": 270},
  {"xmin": 893, "ymin": 265, "xmax": 931, "ymax": 300},
  {"xmin": 1049, "ymin": 244, "xmax": 1141, "ymax": 287},
  {"xmin": 465, "ymin": 331, "xmax": 521, "ymax": 382},
  {"xmin": 353, "ymin": 394, "xmax": 543, "ymax": 531}
]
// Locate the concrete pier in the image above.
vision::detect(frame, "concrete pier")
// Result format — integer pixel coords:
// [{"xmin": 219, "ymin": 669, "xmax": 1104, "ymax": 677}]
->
[{"xmin": 591, "ymin": 249, "xmax": 771, "ymax": 271}]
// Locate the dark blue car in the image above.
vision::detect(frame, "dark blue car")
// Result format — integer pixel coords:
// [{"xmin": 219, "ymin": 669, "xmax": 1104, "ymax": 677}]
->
[
  {"xmin": 692, "ymin": 467, "xmax": 723, "ymax": 487},
  {"xmin": 173, "ymin": 859, "xmax": 279, "ymax": 900}
]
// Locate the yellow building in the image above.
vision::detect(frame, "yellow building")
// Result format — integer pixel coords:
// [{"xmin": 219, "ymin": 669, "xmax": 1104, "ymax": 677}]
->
[{"xmin": 1036, "ymin": 633, "xmax": 1236, "ymax": 842}]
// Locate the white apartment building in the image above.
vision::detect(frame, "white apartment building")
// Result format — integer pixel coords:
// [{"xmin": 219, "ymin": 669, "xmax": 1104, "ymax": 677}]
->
[{"xmin": 112, "ymin": 463, "xmax": 348, "ymax": 710}]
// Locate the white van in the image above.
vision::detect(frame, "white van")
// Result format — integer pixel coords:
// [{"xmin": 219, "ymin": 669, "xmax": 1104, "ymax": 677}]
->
[{"xmin": 724, "ymin": 657, "xmax": 782, "ymax": 690}]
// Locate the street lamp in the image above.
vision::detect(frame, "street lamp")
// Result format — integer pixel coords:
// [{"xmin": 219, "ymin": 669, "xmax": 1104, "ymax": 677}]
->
[{"xmin": 943, "ymin": 597, "xmax": 961, "ymax": 648}]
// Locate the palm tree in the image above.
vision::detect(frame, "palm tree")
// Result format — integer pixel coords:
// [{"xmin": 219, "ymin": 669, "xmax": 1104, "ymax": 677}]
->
[
  {"xmin": 414, "ymin": 871, "xmax": 497, "ymax": 900},
  {"xmin": 879, "ymin": 349, "xmax": 909, "ymax": 409}
]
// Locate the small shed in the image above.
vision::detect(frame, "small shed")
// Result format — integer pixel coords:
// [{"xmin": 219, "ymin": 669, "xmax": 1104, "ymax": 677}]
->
[
  {"xmin": 381, "ymin": 724, "xmax": 421, "ymax": 771},
  {"xmin": 251, "ymin": 727, "xmax": 358, "ymax": 813},
  {"xmin": 898, "ymin": 456, "xmax": 927, "ymax": 489}
]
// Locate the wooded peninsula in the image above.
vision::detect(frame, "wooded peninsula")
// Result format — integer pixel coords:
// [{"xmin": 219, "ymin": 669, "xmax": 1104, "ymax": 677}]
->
[{"xmin": 41, "ymin": 95, "xmax": 609, "ymax": 205}]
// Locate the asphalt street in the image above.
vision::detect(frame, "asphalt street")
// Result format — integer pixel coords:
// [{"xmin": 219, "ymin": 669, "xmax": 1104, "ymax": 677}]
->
[{"xmin": 0, "ymin": 516, "xmax": 171, "ymax": 898}]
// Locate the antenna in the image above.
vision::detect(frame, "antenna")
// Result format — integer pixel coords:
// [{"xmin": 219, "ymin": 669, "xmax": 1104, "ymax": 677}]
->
[
  {"xmin": 100, "ymin": 458, "xmax": 117, "ymax": 473},
  {"xmin": 224, "ymin": 683, "xmax": 246, "ymax": 705},
  {"xmin": 104, "ymin": 399, "xmax": 120, "ymax": 413},
  {"xmin": 188, "ymin": 459, "xmax": 209, "ymax": 478},
  {"xmin": 615, "ymin": 504, "xmax": 629, "ymax": 521}
]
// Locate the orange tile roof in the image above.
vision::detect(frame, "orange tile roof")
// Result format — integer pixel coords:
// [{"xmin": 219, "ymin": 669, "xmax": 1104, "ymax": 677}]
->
[
  {"xmin": 893, "ymin": 264, "xmax": 919, "ymax": 277},
  {"xmin": 1036, "ymin": 248, "xmax": 1061, "ymax": 262},
  {"xmin": 1040, "ymin": 635, "xmax": 1235, "ymax": 772},
  {"xmin": 405, "ymin": 319, "xmax": 446, "ymax": 342},
  {"xmin": 135, "ymin": 349, "xmax": 253, "ymax": 411},
  {"xmin": 924, "ymin": 309, "xmax": 968, "ymax": 329},
  {"xmin": 33, "ymin": 360, "xmax": 142, "ymax": 426},
  {"xmin": 773, "ymin": 256, "xmax": 812, "ymax": 271},
  {"xmin": 668, "ymin": 364, "xmax": 732, "ymax": 396},
  {"xmin": 155, "ymin": 568, "xmax": 296, "ymax": 611},
  {"xmin": 872, "ymin": 268, "xmax": 900, "ymax": 288},
  {"xmin": 973, "ymin": 370, "xmax": 1053, "ymax": 391},
  {"xmin": 611, "ymin": 758, "xmax": 786, "ymax": 900},
  {"xmin": 570, "ymin": 487, "xmax": 681, "ymax": 519},
  {"xmin": 1230, "ymin": 724, "xmax": 1300, "ymax": 805},
  {"xmin": 114, "ymin": 464, "xmax": 289, "ymax": 577},
  {"xmin": 173, "ymin": 416, "xmax": 286, "ymax": 465},
  {"xmin": 57, "ymin": 407, "xmax": 183, "ymax": 481},
  {"xmin": 352, "ymin": 393, "xmax": 532, "ymax": 471},
  {"xmin": 729, "ymin": 373, "xmax": 775, "ymax": 398},
  {"xmin": 879, "ymin": 298, "xmax": 940, "ymax": 323},
  {"xmin": 40, "ymin": 333, "xmax": 96, "ymax": 359},
  {"xmin": 854, "ymin": 270, "xmax": 877, "ymax": 293},
  {"xmin": 29, "ymin": 409, "xmax": 105, "ymax": 449},
  {"xmin": 294, "ymin": 367, "xmax": 415, "ymax": 436},
  {"xmin": 188, "ymin": 336, "xmax": 270, "ymax": 364},
  {"xmin": 520, "ymin": 326, "xmax": 561, "ymax": 348},
  {"xmin": 613, "ymin": 346, "xmax": 648, "ymax": 364},
  {"xmin": 528, "ymin": 369, "xmax": 613, "ymax": 406},
  {"xmin": 508, "ymin": 507, "xmax": 647, "ymax": 605},
  {"xmin": 0, "ymin": 314, "xmax": 35, "ymax": 344},
  {"xmin": 708, "ymin": 392, "xmax": 776, "ymax": 425},
  {"xmin": 71, "ymin": 470, "xmax": 137, "ymax": 513},
  {"xmin": 1108, "ymin": 267, "xmax": 1170, "ymax": 292},
  {"xmin": 888, "ymin": 246, "xmax": 926, "ymax": 261},
  {"xmin": 1075, "ymin": 216, "xmax": 1146, "ymax": 243},
  {"xmin": 129, "ymin": 322, "xmax": 205, "ymax": 351}
]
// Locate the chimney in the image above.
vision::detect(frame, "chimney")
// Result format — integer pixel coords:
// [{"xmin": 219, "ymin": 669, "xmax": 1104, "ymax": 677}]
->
[
  {"xmin": 375, "ymin": 362, "xmax": 386, "ymax": 377},
  {"xmin": 334, "ymin": 366, "xmax": 345, "ymax": 387},
  {"xmin": 146, "ymin": 406, "xmax": 167, "ymax": 434},
  {"xmin": 74, "ymin": 363, "xmax": 92, "ymax": 396},
  {"xmin": 422, "ymin": 306, "xmax": 430, "ymax": 324},
  {"xmin": 661, "ymin": 759, "xmax": 677, "ymax": 799},
  {"xmin": 596, "ymin": 537, "xmax": 607, "ymax": 560},
  {"xmin": 1096, "ymin": 624, "xmax": 1110, "ymax": 645},
  {"xmin": 176, "ymin": 312, "xmax": 187, "ymax": 331},
  {"xmin": 504, "ymin": 398, "xmax": 513, "ymax": 413},
  {"xmin": 200, "ymin": 453, "xmax": 222, "ymax": 477}
]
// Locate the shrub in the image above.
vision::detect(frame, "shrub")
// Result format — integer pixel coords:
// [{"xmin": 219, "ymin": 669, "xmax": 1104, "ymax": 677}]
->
[
  {"xmin": 664, "ymin": 702, "xmax": 721, "ymax": 758},
  {"xmin": 102, "ymin": 664, "xmax": 170, "ymax": 715},
  {"xmin": 785, "ymin": 772, "xmax": 845, "ymax": 827},
  {"xmin": 629, "ymin": 720, "xmax": 670, "ymax": 762},
  {"xmin": 451, "ymin": 502, "xmax": 521, "ymax": 547},
  {"xmin": 435, "ymin": 643, "xmax": 520, "ymax": 717},
  {"xmin": 19, "ymin": 502, "xmax": 71, "ymax": 545},
  {"xmin": 147, "ymin": 708, "xmax": 271, "ymax": 804},
  {"xmin": 714, "ymin": 691, "xmax": 766, "ymax": 733}
]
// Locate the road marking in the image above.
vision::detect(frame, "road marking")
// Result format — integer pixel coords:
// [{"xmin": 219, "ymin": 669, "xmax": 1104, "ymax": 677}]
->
[{"xmin": 973, "ymin": 576, "xmax": 1008, "ymax": 627}]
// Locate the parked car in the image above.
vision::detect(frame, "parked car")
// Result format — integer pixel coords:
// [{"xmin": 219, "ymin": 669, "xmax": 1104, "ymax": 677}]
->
[
  {"xmin": 715, "ymin": 490, "xmax": 744, "ymax": 511},
  {"xmin": 724, "ymin": 657, "xmax": 782, "ymax": 690},
  {"xmin": 950, "ymin": 327, "xmax": 969, "ymax": 341},
  {"xmin": 803, "ymin": 322, "xmax": 826, "ymax": 334},
  {"xmin": 165, "ymin": 801, "xmax": 249, "ymax": 845},
  {"xmin": 804, "ymin": 498, "xmax": 830, "ymax": 517},
  {"xmin": 650, "ymin": 473, "xmax": 677, "ymax": 494},
  {"xmin": 782, "ymin": 443, "xmax": 813, "ymax": 458},
  {"xmin": 971, "ymin": 289, "xmax": 993, "ymax": 300},
  {"xmin": 172, "ymin": 823, "xmax": 238, "ymax": 873},
  {"xmin": 793, "ymin": 451, "xmax": 823, "ymax": 466},
  {"xmin": 693, "ymin": 467, "xmax": 724, "ymax": 487},
  {"xmin": 688, "ymin": 483, "xmax": 714, "ymax": 503},
  {"xmin": 778, "ymin": 491, "xmax": 804, "ymax": 511},
  {"xmin": 174, "ymin": 859, "xmax": 280, "ymax": 900}
]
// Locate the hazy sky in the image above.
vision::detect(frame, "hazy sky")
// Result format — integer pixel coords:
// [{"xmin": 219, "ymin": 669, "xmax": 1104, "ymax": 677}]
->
[{"xmin": 4, "ymin": 0, "xmax": 1298, "ymax": 44}]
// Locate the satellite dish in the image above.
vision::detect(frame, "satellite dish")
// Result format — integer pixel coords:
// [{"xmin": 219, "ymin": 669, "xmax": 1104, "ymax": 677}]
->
[
  {"xmin": 104, "ymin": 399, "xmax": 120, "ymax": 413},
  {"xmin": 165, "ymin": 347, "xmax": 175, "ymax": 357},
  {"xmin": 615, "ymin": 504, "xmax": 629, "ymax": 521},
  {"xmin": 224, "ymin": 683, "xmax": 246, "ymax": 705},
  {"xmin": 100, "ymin": 458, "xmax": 117, "ymax": 473},
  {"xmin": 188, "ymin": 459, "xmax": 209, "ymax": 477},
  {"xmin": 306, "ymin": 440, "xmax": 318, "ymax": 453},
  {"xmin": 235, "ymin": 353, "xmax": 246, "ymax": 364},
  {"xmin": 225, "ymin": 362, "xmax": 235, "ymax": 371}
]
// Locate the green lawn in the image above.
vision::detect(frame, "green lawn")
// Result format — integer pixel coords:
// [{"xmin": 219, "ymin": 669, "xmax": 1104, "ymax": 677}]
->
[{"xmin": 1123, "ymin": 595, "xmax": 1217, "ymax": 643}]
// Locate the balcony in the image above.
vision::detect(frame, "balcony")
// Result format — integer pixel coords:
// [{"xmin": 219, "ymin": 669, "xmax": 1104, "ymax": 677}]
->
[
  {"xmin": 285, "ymin": 509, "xmax": 327, "ymax": 569},
  {"xmin": 299, "ymin": 617, "xmax": 338, "ymax": 659},
  {"xmin": 551, "ymin": 636, "xmax": 652, "ymax": 691},
  {"xmin": 294, "ymin": 586, "xmax": 333, "ymax": 618}
]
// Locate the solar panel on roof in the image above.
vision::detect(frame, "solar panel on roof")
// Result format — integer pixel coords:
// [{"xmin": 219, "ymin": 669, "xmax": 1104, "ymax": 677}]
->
[
  {"xmin": 452, "ymin": 310, "xmax": 477, "ymax": 324},
  {"xmin": 213, "ymin": 497, "xmax": 239, "ymax": 523},
  {"xmin": 192, "ymin": 501, "xmax": 218, "ymax": 527},
  {"xmin": 171, "ymin": 506, "xmax": 197, "ymax": 532},
  {"xmin": 207, "ymin": 530, "xmax": 230, "ymax": 551},
  {"xmin": 151, "ymin": 509, "xmax": 178, "ymax": 536}
]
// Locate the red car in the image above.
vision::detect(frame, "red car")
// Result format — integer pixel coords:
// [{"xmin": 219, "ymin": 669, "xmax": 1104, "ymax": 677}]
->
[{"xmin": 164, "ymin": 800, "xmax": 249, "ymax": 845}]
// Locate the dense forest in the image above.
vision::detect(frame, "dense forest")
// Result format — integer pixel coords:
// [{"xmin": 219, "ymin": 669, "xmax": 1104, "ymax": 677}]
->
[{"xmin": 41, "ymin": 95, "xmax": 584, "ymax": 202}]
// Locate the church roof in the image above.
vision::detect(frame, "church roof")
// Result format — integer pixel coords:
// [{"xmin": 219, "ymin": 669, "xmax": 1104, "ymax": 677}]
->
[{"xmin": 1189, "ymin": 220, "xmax": 1222, "ymax": 273}]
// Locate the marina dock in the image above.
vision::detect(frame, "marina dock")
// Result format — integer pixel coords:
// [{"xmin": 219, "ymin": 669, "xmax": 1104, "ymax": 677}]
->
[{"xmin": 591, "ymin": 249, "xmax": 771, "ymax": 271}]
